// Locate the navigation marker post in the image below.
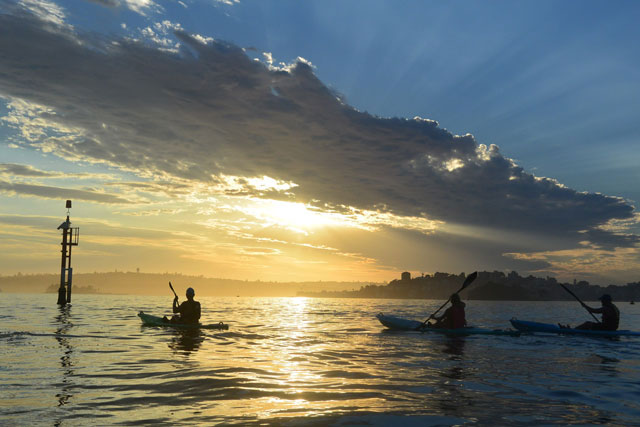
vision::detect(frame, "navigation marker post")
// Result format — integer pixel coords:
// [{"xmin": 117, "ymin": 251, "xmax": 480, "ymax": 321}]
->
[{"xmin": 56, "ymin": 200, "xmax": 80, "ymax": 305}]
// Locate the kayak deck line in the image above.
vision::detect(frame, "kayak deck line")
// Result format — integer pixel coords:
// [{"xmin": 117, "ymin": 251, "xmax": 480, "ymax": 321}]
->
[
  {"xmin": 376, "ymin": 313, "xmax": 520, "ymax": 336},
  {"xmin": 138, "ymin": 311, "xmax": 229, "ymax": 330},
  {"xmin": 510, "ymin": 318, "xmax": 640, "ymax": 337}
]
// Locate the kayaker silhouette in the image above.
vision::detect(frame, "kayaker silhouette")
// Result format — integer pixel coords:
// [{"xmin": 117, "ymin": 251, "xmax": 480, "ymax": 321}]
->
[
  {"xmin": 430, "ymin": 293, "xmax": 467, "ymax": 329},
  {"xmin": 575, "ymin": 294, "xmax": 619, "ymax": 331},
  {"xmin": 164, "ymin": 287, "xmax": 201, "ymax": 325}
]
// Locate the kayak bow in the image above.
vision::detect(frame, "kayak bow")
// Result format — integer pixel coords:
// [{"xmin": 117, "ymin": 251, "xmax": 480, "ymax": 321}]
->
[
  {"xmin": 377, "ymin": 313, "xmax": 520, "ymax": 336},
  {"xmin": 138, "ymin": 311, "xmax": 229, "ymax": 330}
]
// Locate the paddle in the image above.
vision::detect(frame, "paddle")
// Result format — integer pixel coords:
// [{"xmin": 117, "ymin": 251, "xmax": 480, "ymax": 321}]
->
[
  {"xmin": 419, "ymin": 271, "xmax": 478, "ymax": 329},
  {"xmin": 559, "ymin": 283, "xmax": 600, "ymax": 323},
  {"xmin": 169, "ymin": 281, "xmax": 178, "ymax": 302}
]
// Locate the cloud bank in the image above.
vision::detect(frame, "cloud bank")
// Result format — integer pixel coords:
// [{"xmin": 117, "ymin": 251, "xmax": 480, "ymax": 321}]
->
[{"xmin": 0, "ymin": 8, "xmax": 637, "ymax": 279}]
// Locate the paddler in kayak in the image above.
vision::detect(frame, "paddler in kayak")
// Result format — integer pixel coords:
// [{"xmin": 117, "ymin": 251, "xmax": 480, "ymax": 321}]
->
[
  {"xmin": 575, "ymin": 294, "xmax": 619, "ymax": 331},
  {"xmin": 167, "ymin": 287, "xmax": 201, "ymax": 324},
  {"xmin": 431, "ymin": 293, "xmax": 467, "ymax": 329}
]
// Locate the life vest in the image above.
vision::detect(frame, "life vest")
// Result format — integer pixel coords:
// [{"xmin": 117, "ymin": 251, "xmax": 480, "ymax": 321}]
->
[
  {"xmin": 601, "ymin": 304, "xmax": 620, "ymax": 331},
  {"xmin": 177, "ymin": 300, "xmax": 201, "ymax": 324},
  {"xmin": 443, "ymin": 303, "xmax": 466, "ymax": 329}
]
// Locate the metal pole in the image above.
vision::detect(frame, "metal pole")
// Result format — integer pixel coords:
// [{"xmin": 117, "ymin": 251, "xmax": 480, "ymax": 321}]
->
[
  {"xmin": 66, "ymin": 267, "xmax": 73, "ymax": 304},
  {"xmin": 66, "ymin": 228, "xmax": 73, "ymax": 304},
  {"xmin": 57, "ymin": 216, "xmax": 69, "ymax": 305}
]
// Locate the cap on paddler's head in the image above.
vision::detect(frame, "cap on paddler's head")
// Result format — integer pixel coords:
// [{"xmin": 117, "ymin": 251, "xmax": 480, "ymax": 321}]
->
[
  {"xmin": 450, "ymin": 293, "xmax": 461, "ymax": 303},
  {"xmin": 599, "ymin": 294, "xmax": 612, "ymax": 302},
  {"xmin": 186, "ymin": 287, "xmax": 195, "ymax": 297}
]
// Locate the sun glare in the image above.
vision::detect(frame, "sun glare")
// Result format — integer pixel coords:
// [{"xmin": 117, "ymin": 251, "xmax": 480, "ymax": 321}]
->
[
  {"xmin": 243, "ymin": 200, "xmax": 347, "ymax": 233},
  {"xmin": 228, "ymin": 198, "xmax": 443, "ymax": 236}
]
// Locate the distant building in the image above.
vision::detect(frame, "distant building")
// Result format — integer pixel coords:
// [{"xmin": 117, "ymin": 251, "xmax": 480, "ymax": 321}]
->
[{"xmin": 401, "ymin": 271, "xmax": 411, "ymax": 282}]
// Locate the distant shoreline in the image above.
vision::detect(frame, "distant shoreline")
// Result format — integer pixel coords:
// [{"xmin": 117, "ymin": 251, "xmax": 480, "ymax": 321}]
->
[
  {"xmin": 296, "ymin": 294, "xmax": 637, "ymax": 302},
  {"xmin": 0, "ymin": 271, "xmax": 375, "ymax": 297},
  {"xmin": 296, "ymin": 288, "xmax": 640, "ymax": 302},
  {"xmin": 2, "ymin": 270, "xmax": 639, "ymax": 301},
  {"xmin": 298, "ymin": 270, "xmax": 640, "ymax": 302}
]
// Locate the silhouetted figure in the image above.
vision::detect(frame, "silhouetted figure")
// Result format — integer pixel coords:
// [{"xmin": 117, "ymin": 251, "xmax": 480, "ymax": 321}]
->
[
  {"xmin": 432, "ymin": 293, "xmax": 467, "ymax": 329},
  {"xmin": 167, "ymin": 287, "xmax": 201, "ymax": 324},
  {"xmin": 576, "ymin": 294, "xmax": 619, "ymax": 331}
]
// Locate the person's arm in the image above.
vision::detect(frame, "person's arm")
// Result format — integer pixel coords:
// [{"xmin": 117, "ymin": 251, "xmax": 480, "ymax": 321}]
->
[
  {"xmin": 172, "ymin": 297, "xmax": 180, "ymax": 313},
  {"xmin": 588, "ymin": 306, "xmax": 604, "ymax": 314},
  {"xmin": 434, "ymin": 307, "xmax": 451, "ymax": 322},
  {"xmin": 432, "ymin": 311, "xmax": 444, "ymax": 322},
  {"xmin": 196, "ymin": 302, "xmax": 201, "ymax": 321}
]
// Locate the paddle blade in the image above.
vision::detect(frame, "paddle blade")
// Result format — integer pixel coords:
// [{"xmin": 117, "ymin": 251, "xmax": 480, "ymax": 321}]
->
[{"xmin": 461, "ymin": 271, "xmax": 478, "ymax": 290}]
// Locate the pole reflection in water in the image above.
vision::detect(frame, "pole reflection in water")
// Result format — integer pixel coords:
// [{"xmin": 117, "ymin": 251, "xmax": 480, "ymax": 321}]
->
[{"xmin": 54, "ymin": 305, "xmax": 74, "ymax": 409}]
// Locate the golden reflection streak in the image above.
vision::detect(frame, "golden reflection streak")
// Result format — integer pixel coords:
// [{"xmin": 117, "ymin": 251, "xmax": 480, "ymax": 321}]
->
[
  {"xmin": 195, "ymin": 297, "xmax": 448, "ymax": 420},
  {"xmin": 276, "ymin": 297, "xmax": 325, "ymax": 391}
]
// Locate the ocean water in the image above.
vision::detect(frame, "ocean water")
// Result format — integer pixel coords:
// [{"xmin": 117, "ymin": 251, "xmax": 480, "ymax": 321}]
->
[{"xmin": 2, "ymin": 294, "xmax": 640, "ymax": 426}]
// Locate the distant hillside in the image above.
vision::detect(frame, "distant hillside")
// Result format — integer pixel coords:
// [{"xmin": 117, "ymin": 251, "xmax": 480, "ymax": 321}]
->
[
  {"xmin": 298, "ymin": 271, "xmax": 640, "ymax": 302},
  {"xmin": 0, "ymin": 272, "xmax": 374, "ymax": 297},
  {"xmin": 4, "ymin": 270, "xmax": 639, "ymax": 301},
  {"xmin": 44, "ymin": 284, "xmax": 101, "ymax": 294}
]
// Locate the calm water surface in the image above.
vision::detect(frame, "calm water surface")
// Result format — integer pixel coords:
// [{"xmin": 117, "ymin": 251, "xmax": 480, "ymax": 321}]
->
[{"xmin": 2, "ymin": 294, "xmax": 640, "ymax": 425}]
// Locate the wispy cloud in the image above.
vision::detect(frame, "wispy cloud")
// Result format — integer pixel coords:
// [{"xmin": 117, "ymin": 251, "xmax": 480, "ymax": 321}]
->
[
  {"xmin": 15, "ymin": 0, "xmax": 68, "ymax": 27},
  {"xmin": 0, "ymin": 179, "xmax": 134, "ymax": 204},
  {"xmin": 0, "ymin": 163, "xmax": 118, "ymax": 181},
  {"xmin": 0, "ymin": 163, "xmax": 56, "ymax": 177},
  {"xmin": 80, "ymin": 0, "xmax": 160, "ymax": 16},
  {"xmin": 506, "ymin": 245, "xmax": 640, "ymax": 284}
]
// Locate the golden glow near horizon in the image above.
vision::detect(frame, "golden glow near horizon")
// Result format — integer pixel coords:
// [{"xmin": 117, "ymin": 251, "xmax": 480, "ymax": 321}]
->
[{"xmin": 1, "ymin": 182, "xmax": 638, "ymax": 285}]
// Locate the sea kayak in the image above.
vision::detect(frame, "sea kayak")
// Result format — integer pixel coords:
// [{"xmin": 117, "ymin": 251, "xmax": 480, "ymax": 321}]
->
[
  {"xmin": 138, "ymin": 311, "xmax": 229, "ymax": 330},
  {"xmin": 376, "ymin": 313, "xmax": 520, "ymax": 336},
  {"xmin": 510, "ymin": 319, "xmax": 640, "ymax": 337}
]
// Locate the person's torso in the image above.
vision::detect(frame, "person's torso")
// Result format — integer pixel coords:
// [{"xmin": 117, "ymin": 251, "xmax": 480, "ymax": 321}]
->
[
  {"xmin": 178, "ymin": 300, "xmax": 201, "ymax": 323},
  {"xmin": 601, "ymin": 304, "xmax": 619, "ymax": 330},
  {"xmin": 445, "ymin": 305, "xmax": 466, "ymax": 329}
]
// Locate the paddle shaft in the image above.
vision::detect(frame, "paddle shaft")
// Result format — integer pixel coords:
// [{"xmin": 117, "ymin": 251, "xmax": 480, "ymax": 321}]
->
[
  {"xmin": 421, "ymin": 271, "xmax": 477, "ymax": 326},
  {"xmin": 425, "ymin": 298, "xmax": 453, "ymax": 324},
  {"xmin": 559, "ymin": 284, "xmax": 600, "ymax": 323},
  {"xmin": 169, "ymin": 282, "xmax": 178, "ymax": 303}
]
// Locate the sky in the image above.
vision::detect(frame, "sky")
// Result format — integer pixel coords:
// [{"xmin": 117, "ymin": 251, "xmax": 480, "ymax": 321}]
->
[{"xmin": 0, "ymin": 0, "xmax": 639, "ymax": 284}]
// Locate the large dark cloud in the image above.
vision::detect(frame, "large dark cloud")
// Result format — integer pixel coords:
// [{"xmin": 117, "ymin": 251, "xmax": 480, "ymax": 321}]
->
[{"xmin": 0, "ymin": 12, "xmax": 636, "ymax": 250}]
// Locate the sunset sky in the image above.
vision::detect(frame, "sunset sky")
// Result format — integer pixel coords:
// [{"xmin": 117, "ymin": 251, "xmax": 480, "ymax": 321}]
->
[{"xmin": 1, "ymin": 0, "xmax": 639, "ymax": 284}]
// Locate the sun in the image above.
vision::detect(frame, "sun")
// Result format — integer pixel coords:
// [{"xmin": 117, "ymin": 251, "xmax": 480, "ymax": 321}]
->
[{"xmin": 243, "ymin": 199, "xmax": 348, "ymax": 234}]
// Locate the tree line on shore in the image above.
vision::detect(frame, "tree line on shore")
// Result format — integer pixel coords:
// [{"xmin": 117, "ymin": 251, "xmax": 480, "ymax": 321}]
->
[{"xmin": 297, "ymin": 270, "xmax": 640, "ymax": 301}]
